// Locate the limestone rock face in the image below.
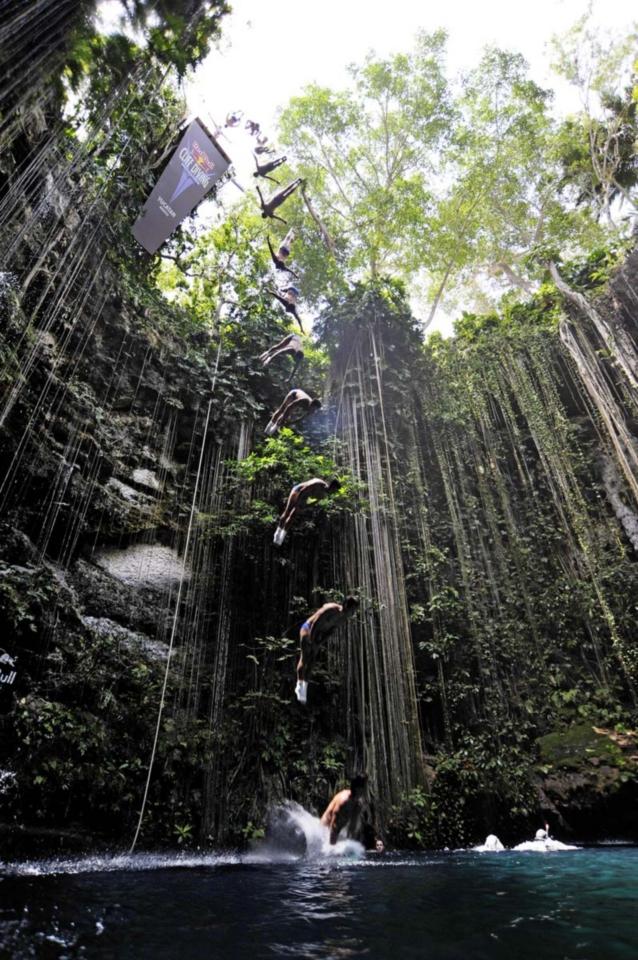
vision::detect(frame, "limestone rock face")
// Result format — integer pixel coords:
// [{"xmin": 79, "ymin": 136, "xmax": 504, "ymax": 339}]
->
[{"xmin": 93, "ymin": 543, "xmax": 190, "ymax": 588}]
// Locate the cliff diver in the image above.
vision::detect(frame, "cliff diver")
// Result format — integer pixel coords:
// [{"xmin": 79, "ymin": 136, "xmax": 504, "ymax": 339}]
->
[
  {"xmin": 254, "ymin": 153, "xmax": 288, "ymax": 184},
  {"xmin": 273, "ymin": 476, "xmax": 341, "ymax": 547},
  {"xmin": 245, "ymin": 119, "xmax": 261, "ymax": 136},
  {"xmin": 265, "ymin": 389, "xmax": 321, "ymax": 436},
  {"xmin": 267, "ymin": 231, "xmax": 298, "ymax": 277},
  {"xmin": 225, "ymin": 111, "xmax": 243, "ymax": 127},
  {"xmin": 259, "ymin": 333, "xmax": 304, "ymax": 380},
  {"xmin": 267, "ymin": 284, "xmax": 304, "ymax": 332},
  {"xmin": 295, "ymin": 596, "xmax": 358, "ymax": 702},
  {"xmin": 320, "ymin": 774, "xmax": 367, "ymax": 844},
  {"xmin": 256, "ymin": 178, "xmax": 305, "ymax": 225}
]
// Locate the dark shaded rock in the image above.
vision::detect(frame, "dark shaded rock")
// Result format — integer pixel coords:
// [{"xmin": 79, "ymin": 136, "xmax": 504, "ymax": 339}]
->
[
  {"xmin": 82, "ymin": 616, "xmax": 171, "ymax": 661},
  {"xmin": 535, "ymin": 723, "xmax": 638, "ymax": 840}
]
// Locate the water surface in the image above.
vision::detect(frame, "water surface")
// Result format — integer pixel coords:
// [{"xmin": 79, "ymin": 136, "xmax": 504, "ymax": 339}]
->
[{"xmin": 2, "ymin": 848, "xmax": 637, "ymax": 959}]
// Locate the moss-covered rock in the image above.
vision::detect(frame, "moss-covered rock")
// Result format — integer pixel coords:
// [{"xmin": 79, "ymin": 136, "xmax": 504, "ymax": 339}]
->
[{"xmin": 535, "ymin": 723, "xmax": 638, "ymax": 839}]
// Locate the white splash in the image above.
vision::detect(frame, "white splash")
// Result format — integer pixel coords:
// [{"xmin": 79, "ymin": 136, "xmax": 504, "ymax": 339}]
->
[
  {"xmin": 250, "ymin": 802, "xmax": 365, "ymax": 862},
  {"xmin": 474, "ymin": 834, "xmax": 505, "ymax": 852},
  {"xmin": 512, "ymin": 838, "xmax": 579, "ymax": 852}
]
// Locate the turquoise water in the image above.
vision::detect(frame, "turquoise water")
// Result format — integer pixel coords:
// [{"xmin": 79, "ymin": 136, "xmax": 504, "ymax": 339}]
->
[{"xmin": 1, "ymin": 848, "xmax": 637, "ymax": 958}]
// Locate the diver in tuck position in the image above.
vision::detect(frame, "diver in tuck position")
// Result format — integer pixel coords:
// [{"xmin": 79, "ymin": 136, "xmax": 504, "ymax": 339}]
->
[
  {"xmin": 267, "ymin": 284, "xmax": 304, "ymax": 332},
  {"xmin": 253, "ymin": 153, "xmax": 288, "ymax": 184},
  {"xmin": 320, "ymin": 775, "xmax": 367, "ymax": 844},
  {"xmin": 273, "ymin": 477, "xmax": 341, "ymax": 547},
  {"xmin": 259, "ymin": 333, "xmax": 304, "ymax": 381},
  {"xmin": 265, "ymin": 389, "xmax": 321, "ymax": 436},
  {"xmin": 256, "ymin": 178, "xmax": 305, "ymax": 225},
  {"xmin": 266, "ymin": 230, "xmax": 298, "ymax": 277},
  {"xmin": 295, "ymin": 596, "xmax": 359, "ymax": 703}
]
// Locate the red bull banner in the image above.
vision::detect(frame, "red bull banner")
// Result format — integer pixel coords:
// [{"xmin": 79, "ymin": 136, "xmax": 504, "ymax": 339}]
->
[{"xmin": 132, "ymin": 118, "xmax": 231, "ymax": 254}]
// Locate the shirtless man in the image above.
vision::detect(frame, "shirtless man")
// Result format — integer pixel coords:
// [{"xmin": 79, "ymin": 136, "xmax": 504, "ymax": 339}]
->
[
  {"xmin": 295, "ymin": 596, "xmax": 358, "ymax": 702},
  {"xmin": 273, "ymin": 477, "xmax": 341, "ymax": 546},
  {"xmin": 256, "ymin": 178, "xmax": 305, "ymax": 225},
  {"xmin": 254, "ymin": 154, "xmax": 288, "ymax": 184},
  {"xmin": 267, "ymin": 285, "xmax": 304, "ymax": 332},
  {"xmin": 265, "ymin": 389, "xmax": 321, "ymax": 436},
  {"xmin": 266, "ymin": 231, "xmax": 298, "ymax": 277},
  {"xmin": 259, "ymin": 333, "xmax": 304, "ymax": 380},
  {"xmin": 320, "ymin": 775, "xmax": 367, "ymax": 844}
]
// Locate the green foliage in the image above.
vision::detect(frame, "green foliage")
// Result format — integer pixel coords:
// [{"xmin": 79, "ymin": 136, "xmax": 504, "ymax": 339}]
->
[{"xmin": 207, "ymin": 430, "xmax": 358, "ymax": 539}]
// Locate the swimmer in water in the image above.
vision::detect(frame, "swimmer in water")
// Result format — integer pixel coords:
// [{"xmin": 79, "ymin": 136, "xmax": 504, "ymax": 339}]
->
[
  {"xmin": 320, "ymin": 775, "xmax": 367, "ymax": 845},
  {"xmin": 294, "ymin": 596, "xmax": 358, "ymax": 702}
]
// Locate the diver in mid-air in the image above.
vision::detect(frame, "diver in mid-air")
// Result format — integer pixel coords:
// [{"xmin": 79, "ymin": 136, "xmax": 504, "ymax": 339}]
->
[
  {"xmin": 265, "ymin": 389, "xmax": 321, "ymax": 436},
  {"xmin": 259, "ymin": 333, "xmax": 304, "ymax": 381},
  {"xmin": 267, "ymin": 230, "xmax": 298, "ymax": 277},
  {"xmin": 295, "ymin": 597, "xmax": 359, "ymax": 703},
  {"xmin": 253, "ymin": 153, "xmax": 288, "ymax": 184},
  {"xmin": 256, "ymin": 178, "xmax": 305, "ymax": 225},
  {"xmin": 273, "ymin": 477, "xmax": 341, "ymax": 547},
  {"xmin": 267, "ymin": 284, "xmax": 304, "ymax": 332}
]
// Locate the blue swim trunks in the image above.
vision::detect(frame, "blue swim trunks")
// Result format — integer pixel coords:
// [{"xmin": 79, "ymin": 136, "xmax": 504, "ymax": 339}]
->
[{"xmin": 301, "ymin": 620, "xmax": 312, "ymax": 632}]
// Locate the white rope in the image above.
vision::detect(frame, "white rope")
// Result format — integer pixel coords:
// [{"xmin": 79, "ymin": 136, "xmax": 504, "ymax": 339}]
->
[{"xmin": 129, "ymin": 339, "xmax": 222, "ymax": 853}]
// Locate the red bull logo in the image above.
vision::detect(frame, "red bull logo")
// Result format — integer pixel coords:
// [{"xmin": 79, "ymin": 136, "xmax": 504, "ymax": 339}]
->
[
  {"xmin": 0, "ymin": 648, "xmax": 17, "ymax": 686},
  {"xmin": 191, "ymin": 141, "xmax": 215, "ymax": 175},
  {"xmin": 171, "ymin": 136, "xmax": 216, "ymax": 201}
]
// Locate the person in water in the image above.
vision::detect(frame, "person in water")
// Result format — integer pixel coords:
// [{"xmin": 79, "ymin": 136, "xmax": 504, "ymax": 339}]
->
[
  {"xmin": 273, "ymin": 477, "xmax": 341, "ymax": 547},
  {"xmin": 267, "ymin": 231, "xmax": 298, "ymax": 277},
  {"xmin": 265, "ymin": 389, "xmax": 321, "ymax": 436},
  {"xmin": 254, "ymin": 153, "xmax": 288, "ymax": 184},
  {"xmin": 259, "ymin": 333, "xmax": 304, "ymax": 381},
  {"xmin": 295, "ymin": 595, "xmax": 358, "ymax": 702},
  {"xmin": 320, "ymin": 775, "xmax": 367, "ymax": 845},
  {"xmin": 267, "ymin": 285, "xmax": 304, "ymax": 332},
  {"xmin": 256, "ymin": 178, "xmax": 305, "ymax": 225}
]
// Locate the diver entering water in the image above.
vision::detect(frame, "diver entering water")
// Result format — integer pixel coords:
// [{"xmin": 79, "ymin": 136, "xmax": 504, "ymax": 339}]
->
[
  {"xmin": 265, "ymin": 389, "xmax": 321, "ymax": 436},
  {"xmin": 294, "ymin": 596, "xmax": 358, "ymax": 702},
  {"xmin": 320, "ymin": 775, "xmax": 367, "ymax": 845},
  {"xmin": 259, "ymin": 333, "xmax": 304, "ymax": 381},
  {"xmin": 256, "ymin": 179, "xmax": 305, "ymax": 225},
  {"xmin": 254, "ymin": 153, "xmax": 288, "ymax": 184},
  {"xmin": 267, "ymin": 285, "xmax": 304, "ymax": 332},
  {"xmin": 273, "ymin": 477, "xmax": 341, "ymax": 547}
]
